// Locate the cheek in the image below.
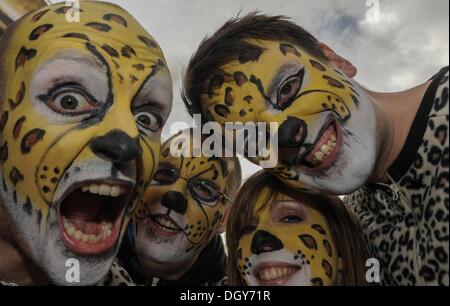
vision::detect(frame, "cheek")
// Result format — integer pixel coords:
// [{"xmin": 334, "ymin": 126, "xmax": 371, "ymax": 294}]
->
[{"xmin": 139, "ymin": 138, "xmax": 160, "ymax": 185}]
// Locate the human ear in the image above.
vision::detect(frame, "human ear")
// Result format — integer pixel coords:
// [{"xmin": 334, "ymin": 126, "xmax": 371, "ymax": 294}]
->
[{"xmin": 318, "ymin": 42, "xmax": 358, "ymax": 78}]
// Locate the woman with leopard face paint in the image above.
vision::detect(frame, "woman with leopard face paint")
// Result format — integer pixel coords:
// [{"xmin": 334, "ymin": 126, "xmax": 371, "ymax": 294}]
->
[{"xmin": 226, "ymin": 171, "xmax": 369, "ymax": 286}]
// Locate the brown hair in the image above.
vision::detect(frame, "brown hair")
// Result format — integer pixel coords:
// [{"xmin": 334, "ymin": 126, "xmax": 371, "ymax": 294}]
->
[
  {"xmin": 182, "ymin": 12, "xmax": 327, "ymax": 120},
  {"xmin": 226, "ymin": 171, "xmax": 369, "ymax": 286}
]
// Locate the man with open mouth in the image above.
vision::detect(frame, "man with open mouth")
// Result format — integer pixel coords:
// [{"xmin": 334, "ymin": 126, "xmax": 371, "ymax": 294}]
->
[
  {"xmin": 182, "ymin": 14, "xmax": 448, "ymax": 285},
  {"xmin": 0, "ymin": 1, "xmax": 172, "ymax": 285},
  {"xmin": 117, "ymin": 129, "xmax": 242, "ymax": 285}
]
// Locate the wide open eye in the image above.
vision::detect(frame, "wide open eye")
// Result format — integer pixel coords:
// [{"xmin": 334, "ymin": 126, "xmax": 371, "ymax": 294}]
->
[
  {"xmin": 133, "ymin": 104, "xmax": 163, "ymax": 134},
  {"xmin": 277, "ymin": 68, "xmax": 305, "ymax": 109},
  {"xmin": 46, "ymin": 86, "xmax": 98, "ymax": 116},
  {"xmin": 188, "ymin": 179, "xmax": 218, "ymax": 205},
  {"xmin": 135, "ymin": 112, "xmax": 161, "ymax": 133},
  {"xmin": 279, "ymin": 215, "xmax": 303, "ymax": 224},
  {"xmin": 153, "ymin": 167, "xmax": 178, "ymax": 185}
]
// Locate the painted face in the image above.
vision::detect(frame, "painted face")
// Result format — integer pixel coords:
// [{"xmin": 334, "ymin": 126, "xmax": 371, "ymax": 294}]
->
[
  {"xmin": 134, "ymin": 132, "xmax": 230, "ymax": 264},
  {"xmin": 236, "ymin": 189, "xmax": 338, "ymax": 286},
  {"xmin": 0, "ymin": 2, "xmax": 172, "ymax": 284},
  {"xmin": 201, "ymin": 40, "xmax": 377, "ymax": 195}
]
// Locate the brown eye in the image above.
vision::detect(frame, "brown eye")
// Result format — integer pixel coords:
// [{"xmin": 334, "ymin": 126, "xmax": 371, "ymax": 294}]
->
[
  {"xmin": 49, "ymin": 90, "xmax": 96, "ymax": 114},
  {"xmin": 135, "ymin": 112, "xmax": 160, "ymax": 132},
  {"xmin": 188, "ymin": 179, "xmax": 218, "ymax": 205},
  {"xmin": 153, "ymin": 167, "xmax": 178, "ymax": 185},
  {"xmin": 277, "ymin": 69, "xmax": 305, "ymax": 109},
  {"xmin": 60, "ymin": 95, "xmax": 78, "ymax": 109}
]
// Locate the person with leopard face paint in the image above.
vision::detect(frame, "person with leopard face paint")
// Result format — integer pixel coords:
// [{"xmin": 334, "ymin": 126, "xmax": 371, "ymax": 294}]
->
[
  {"xmin": 0, "ymin": 1, "xmax": 172, "ymax": 285},
  {"xmin": 182, "ymin": 13, "xmax": 449, "ymax": 285},
  {"xmin": 117, "ymin": 129, "xmax": 242, "ymax": 286},
  {"xmin": 226, "ymin": 170, "xmax": 369, "ymax": 286}
]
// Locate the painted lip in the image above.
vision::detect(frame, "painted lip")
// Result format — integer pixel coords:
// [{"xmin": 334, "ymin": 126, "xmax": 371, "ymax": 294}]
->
[
  {"xmin": 252, "ymin": 262, "xmax": 303, "ymax": 286},
  {"xmin": 56, "ymin": 179, "xmax": 134, "ymax": 256},
  {"xmin": 295, "ymin": 119, "xmax": 343, "ymax": 174},
  {"xmin": 147, "ymin": 213, "xmax": 182, "ymax": 238}
]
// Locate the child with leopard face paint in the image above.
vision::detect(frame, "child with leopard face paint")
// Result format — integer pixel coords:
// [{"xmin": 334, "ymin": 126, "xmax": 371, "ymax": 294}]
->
[
  {"xmin": 117, "ymin": 129, "xmax": 242, "ymax": 285},
  {"xmin": 226, "ymin": 171, "xmax": 369, "ymax": 286}
]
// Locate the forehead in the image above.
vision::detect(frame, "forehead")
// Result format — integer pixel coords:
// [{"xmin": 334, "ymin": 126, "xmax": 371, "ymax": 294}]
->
[
  {"xmin": 252, "ymin": 189, "xmax": 325, "ymax": 222},
  {"xmin": 221, "ymin": 39, "xmax": 308, "ymax": 76},
  {"xmin": 160, "ymin": 134, "xmax": 228, "ymax": 180},
  {"xmin": 4, "ymin": 2, "xmax": 166, "ymax": 73}
]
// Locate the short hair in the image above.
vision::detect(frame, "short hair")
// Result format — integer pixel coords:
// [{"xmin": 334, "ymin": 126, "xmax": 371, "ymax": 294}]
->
[{"xmin": 182, "ymin": 12, "xmax": 327, "ymax": 120}]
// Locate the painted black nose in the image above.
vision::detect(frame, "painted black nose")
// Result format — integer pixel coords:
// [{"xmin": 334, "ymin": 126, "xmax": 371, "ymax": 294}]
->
[
  {"xmin": 251, "ymin": 230, "xmax": 284, "ymax": 255},
  {"xmin": 278, "ymin": 117, "xmax": 307, "ymax": 148},
  {"xmin": 91, "ymin": 129, "xmax": 142, "ymax": 163},
  {"xmin": 161, "ymin": 191, "xmax": 188, "ymax": 215}
]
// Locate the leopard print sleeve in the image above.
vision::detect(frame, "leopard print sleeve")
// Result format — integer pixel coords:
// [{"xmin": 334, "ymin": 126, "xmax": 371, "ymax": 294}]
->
[{"xmin": 96, "ymin": 260, "xmax": 136, "ymax": 286}]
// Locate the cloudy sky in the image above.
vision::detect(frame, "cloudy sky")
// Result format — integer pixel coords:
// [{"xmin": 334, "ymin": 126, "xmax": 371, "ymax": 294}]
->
[{"xmin": 106, "ymin": 0, "xmax": 449, "ymax": 178}]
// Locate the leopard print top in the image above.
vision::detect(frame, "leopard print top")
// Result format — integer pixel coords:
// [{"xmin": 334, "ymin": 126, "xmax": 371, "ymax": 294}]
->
[{"xmin": 344, "ymin": 67, "xmax": 449, "ymax": 286}]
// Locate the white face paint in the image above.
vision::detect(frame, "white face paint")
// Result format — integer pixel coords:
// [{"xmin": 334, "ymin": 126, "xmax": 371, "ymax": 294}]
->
[
  {"xmin": 133, "ymin": 133, "xmax": 230, "ymax": 269},
  {"xmin": 286, "ymin": 80, "xmax": 378, "ymax": 195}
]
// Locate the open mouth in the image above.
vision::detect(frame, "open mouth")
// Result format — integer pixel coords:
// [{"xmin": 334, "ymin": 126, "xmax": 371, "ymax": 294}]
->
[
  {"xmin": 148, "ymin": 214, "xmax": 182, "ymax": 238},
  {"xmin": 57, "ymin": 181, "xmax": 133, "ymax": 256},
  {"xmin": 298, "ymin": 120, "xmax": 342, "ymax": 173},
  {"xmin": 254, "ymin": 263, "xmax": 302, "ymax": 285}
]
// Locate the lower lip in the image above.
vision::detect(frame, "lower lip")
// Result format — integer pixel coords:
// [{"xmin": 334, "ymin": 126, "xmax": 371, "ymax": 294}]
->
[
  {"xmin": 254, "ymin": 264, "xmax": 301, "ymax": 286},
  {"xmin": 147, "ymin": 216, "xmax": 181, "ymax": 238},
  {"xmin": 299, "ymin": 121, "xmax": 343, "ymax": 174},
  {"xmin": 57, "ymin": 206, "xmax": 126, "ymax": 256}
]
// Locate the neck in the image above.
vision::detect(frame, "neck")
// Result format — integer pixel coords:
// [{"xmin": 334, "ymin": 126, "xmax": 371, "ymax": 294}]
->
[
  {"xmin": 139, "ymin": 252, "xmax": 201, "ymax": 281},
  {"xmin": 366, "ymin": 81, "xmax": 431, "ymax": 182},
  {"xmin": 0, "ymin": 201, "xmax": 50, "ymax": 285}
]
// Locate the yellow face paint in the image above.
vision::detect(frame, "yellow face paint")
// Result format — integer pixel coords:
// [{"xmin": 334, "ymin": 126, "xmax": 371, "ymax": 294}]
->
[
  {"xmin": 133, "ymin": 131, "xmax": 230, "ymax": 264},
  {"xmin": 0, "ymin": 2, "xmax": 172, "ymax": 284},
  {"xmin": 236, "ymin": 189, "xmax": 338, "ymax": 286},
  {"xmin": 200, "ymin": 40, "xmax": 377, "ymax": 195}
]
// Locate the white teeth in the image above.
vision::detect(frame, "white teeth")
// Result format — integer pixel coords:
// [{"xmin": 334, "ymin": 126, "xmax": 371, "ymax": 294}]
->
[
  {"xmin": 62, "ymin": 216, "xmax": 113, "ymax": 244},
  {"xmin": 110, "ymin": 186, "xmax": 121, "ymax": 197},
  {"xmin": 311, "ymin": 131, "xmax": 337, "ymax": 165},
  {"xmin": 258, "ymin": 267, "xmax": 299, "ymax": 281},
  {"xmin": 154, "ymin": 216, "xmax": 179, "ymax": 231},
  {"xmin": 314, "ymin": 151, "xmax": 324, "ymax": 161},
  {"xmin": 81, "ymin": 183, "xmax": 125, "ymax": 197},
  {"xmin": 89, "ymin": 184, "xmax": 99, "ymax": 194}
]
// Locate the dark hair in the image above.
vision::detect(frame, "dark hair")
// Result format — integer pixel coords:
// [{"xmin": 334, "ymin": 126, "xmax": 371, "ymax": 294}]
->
[
  {"xmin": 182, "ymin": 12, "xmax": 327, "ymax": 120},
  {"xmin": 226, "ymin": 171, "xmax": 369, "ymax": 286}
]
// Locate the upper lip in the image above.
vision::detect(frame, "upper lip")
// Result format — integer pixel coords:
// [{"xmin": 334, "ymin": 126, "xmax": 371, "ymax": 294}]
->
[
  {"xmin": 151, "ymin": 213, "xmax": 182, "ymax": 231},
  {"xmin": 289, "ymin": 118, "xmax": 337, "ymax": 167},
  {"xmin": 54, "ymin": 178, "xmax": 134, "ymax": 207},
  {"xmin": 253, "ymin": 262, "xmax": 302, "ymax": 283}
]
